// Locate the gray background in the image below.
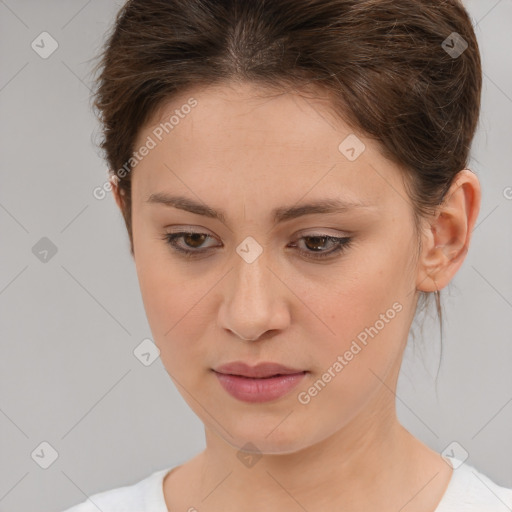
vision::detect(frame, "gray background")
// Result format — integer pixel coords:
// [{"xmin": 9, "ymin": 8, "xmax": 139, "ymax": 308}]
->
[{"xmin": 0, "ymin": 1, "xmax": 511, "ymax": 511}]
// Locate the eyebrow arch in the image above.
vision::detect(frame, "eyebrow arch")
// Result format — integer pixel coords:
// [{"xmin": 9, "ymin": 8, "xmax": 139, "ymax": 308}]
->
[{"xmin": 146, "ymin": 193, "xmax": 374, "ymax": 225}]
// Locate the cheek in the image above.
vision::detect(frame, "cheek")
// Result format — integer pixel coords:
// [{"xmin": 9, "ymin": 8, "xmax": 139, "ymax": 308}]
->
[
  {"xmin": 135, "ymin": 251, "xmax": 170, "ymax": 324},
  {"xmin": 293, "ymin": 283, "xmax": 407, "ymax": 424},
  {"xmin": 134, "ymin": 248, "xmax": 214, "ymax": 374},
  {"xmin": 302, "ymin": 245, "xmax": 411, "ymax": 369},
  {"xmin": 134, "ymin": 232, "xmax": 187, "ymax": 340},
  {"xmin": 138, "ymin": 266, "xmax": 196, "ymax": 340},
  {"xmin": 309, "ymin": 288, "xmax": 405, "ymax": 370}
]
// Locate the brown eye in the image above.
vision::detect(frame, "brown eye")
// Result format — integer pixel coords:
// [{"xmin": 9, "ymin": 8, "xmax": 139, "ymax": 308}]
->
[
  {"xmin": 182, "ymin": 233, "xmax": 208, "ymax": 248},
  {"xmin": 303, "ymin": 236, "xmax": 331, "ymax": 252},
  {"xmin": 162, "ymin": 231, "xmax": 219, "ymax": 257},
  {"xmin": 291, "ymin": 234, "xmax": 353, "ymax": 260}
]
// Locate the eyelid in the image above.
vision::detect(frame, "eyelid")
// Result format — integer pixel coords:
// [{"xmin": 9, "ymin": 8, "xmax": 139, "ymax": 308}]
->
[
  {"xmin": 165, "ymin": 225, "xmax": 350, "ymax": 238},
  {"xmin": 165, "ymin": 226, "xmax": 220, "ymax": 241},
  {"xmin": 165, "ymin": 226, "xmax": 213, "ymax": 234},
  {"xmin": 295, "ymin": 227, "xmax": 352, "ymax": 238}
]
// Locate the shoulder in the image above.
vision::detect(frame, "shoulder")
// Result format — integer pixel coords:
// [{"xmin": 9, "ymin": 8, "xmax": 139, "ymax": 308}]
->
[
  {"xmin": 437, "ymin": 457, "xmax": 512, "ymax": 512},
  {"xmin": 60, "ymin": 467, "xmax": 172, "ymax": 512}
]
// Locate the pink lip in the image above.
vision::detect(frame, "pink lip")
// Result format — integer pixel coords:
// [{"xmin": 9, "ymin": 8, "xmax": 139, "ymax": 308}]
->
[
  {"xmin": 214, "ymin": 361, "xmax": 305, "ymax": 378},
  {"xmin": 212, "ymin": 361, "xmax": 307, "ymax": 403}
]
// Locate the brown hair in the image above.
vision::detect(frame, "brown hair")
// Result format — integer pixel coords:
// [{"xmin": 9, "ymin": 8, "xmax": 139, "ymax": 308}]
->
[{"xmin": 91, "ymin": 0, "xmax": 482, "ymax": 357}]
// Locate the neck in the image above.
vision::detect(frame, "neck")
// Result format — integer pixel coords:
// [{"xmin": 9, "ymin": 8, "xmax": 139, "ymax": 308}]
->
[{"xmin": 184, "ymin": 392, "xmax": 441, "ymax": 511}]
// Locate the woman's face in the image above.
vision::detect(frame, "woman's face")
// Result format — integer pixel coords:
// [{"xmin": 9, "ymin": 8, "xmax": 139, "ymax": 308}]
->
[{"xmin": 128, "ymin": 82, "xmax": 423, "ymax": 454}]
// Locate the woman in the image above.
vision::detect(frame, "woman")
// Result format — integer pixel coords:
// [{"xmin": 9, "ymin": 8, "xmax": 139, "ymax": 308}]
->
[{"xmin": 63, "ymin": 0, "xmax": 512, "ymax": 510}]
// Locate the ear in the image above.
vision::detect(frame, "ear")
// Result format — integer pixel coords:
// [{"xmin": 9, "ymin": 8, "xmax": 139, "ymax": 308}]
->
[
  {"xmin": 416, "ymin": 169, "xmax": 481, "ymax": 292},
  {"xmin": 110, "ymin": 175, "xmax": 125, "ymax": 212}
]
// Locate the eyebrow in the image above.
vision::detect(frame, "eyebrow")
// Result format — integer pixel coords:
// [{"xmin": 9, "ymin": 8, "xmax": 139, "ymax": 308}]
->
[{"xmin": 146, "ymin": 193, "xmax": 374, "ymax": 225}]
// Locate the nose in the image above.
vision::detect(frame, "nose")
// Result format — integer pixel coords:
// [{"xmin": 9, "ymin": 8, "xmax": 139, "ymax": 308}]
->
[
  {"xmin": 230, "ymin": 329, "xmax": 259, "ymax": 342},
  {"xmin": 217, "ymin": 248, "xmax": 290, "ymax": 342}
]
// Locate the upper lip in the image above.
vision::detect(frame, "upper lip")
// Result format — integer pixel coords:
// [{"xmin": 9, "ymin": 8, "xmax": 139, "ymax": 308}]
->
[{"xmin": 213, "ymin": 361, "xmax": 306, "ymax": 378}]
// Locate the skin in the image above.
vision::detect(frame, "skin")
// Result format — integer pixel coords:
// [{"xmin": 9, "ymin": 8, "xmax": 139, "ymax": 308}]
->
[{"xmin": 111, "ymin": 81, "xmax": 481, "ymax": 511}]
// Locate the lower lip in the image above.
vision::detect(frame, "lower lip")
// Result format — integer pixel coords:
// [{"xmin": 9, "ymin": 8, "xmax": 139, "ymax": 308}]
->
[{"xmin": 213, "ymin": 371, "xmax": 307, "ymax": 403}]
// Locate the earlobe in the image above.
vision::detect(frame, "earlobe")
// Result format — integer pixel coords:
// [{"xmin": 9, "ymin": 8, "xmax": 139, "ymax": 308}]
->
[{"xmin": 416, "ymin": 169, "xmax": 481, "ymax": 292}]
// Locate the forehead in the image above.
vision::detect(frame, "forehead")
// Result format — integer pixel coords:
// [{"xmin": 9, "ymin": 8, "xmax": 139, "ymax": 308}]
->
[
  {"xmin": 146, "ymin": 81, "xmax": 352, "ymax": 152},
  {"xmin": 131, "ymin": 82, "xmax": 407, "ymax": 214}
]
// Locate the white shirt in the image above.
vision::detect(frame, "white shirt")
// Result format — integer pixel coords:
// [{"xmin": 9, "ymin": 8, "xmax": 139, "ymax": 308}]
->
[{"xmin": 61, "ymin": 456, "xmax": 512, "ymax": 511}]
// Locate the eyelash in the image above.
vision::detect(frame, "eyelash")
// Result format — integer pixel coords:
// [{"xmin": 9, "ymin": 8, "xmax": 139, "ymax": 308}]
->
[{"xmin": 161, "ymin": 231, "xmax": 352, "ymax": 261}]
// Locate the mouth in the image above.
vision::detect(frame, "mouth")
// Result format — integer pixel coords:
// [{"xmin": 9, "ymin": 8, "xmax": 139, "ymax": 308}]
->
[
  {"xmin": 212, "ymin": 361, "xmax": 307, "ymax": 379},
  {"xmin": 212, "ymin": 367, "xmax": 308, "ymax": 403},
  {"xmin": 211, "ymin": 361, "xmax": 308, "ymax": 403},
  {"xmin": 216, "ymin": 373, "xmax": 306, "ymax": 379}
]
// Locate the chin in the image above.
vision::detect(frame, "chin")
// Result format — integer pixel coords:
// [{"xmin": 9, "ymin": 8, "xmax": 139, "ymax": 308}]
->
[{"xmin": 220, "ymin": 420, "xmax": 314, "ymax": 455}]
